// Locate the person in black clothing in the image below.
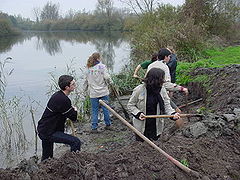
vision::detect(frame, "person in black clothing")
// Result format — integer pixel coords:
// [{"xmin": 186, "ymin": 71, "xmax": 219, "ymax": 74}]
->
[
  {"xmin": 166, "ymin": 46, "xmax": 177, "ymax": 83},
  {"xmin": 37, "ymin": 75, "xmax": 81, "ymax": 161}
]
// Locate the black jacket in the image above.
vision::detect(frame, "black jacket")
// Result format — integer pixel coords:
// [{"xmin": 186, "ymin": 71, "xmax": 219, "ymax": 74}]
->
[
  {"xmin": 37, "ymin": 90, "xmax": 77, "ymax": 139},
  {"xmin": 167, "ymin": 54, "xmax": 177, "ymax": 83}
]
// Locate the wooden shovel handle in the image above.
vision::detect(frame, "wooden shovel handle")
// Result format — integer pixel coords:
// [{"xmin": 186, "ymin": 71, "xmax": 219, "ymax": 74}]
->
[{"xmin": 144, "ymin": 114, "xmax": 203, "ymax": 119}]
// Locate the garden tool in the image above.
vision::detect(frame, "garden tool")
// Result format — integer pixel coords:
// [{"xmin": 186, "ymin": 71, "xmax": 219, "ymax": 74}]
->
[
  {"xmin": 99, "ymin": 100, "xmax": 210, "ymax": 180},
  {"xmin": 178, "ymin": 98, "xmax": 203, "ymax": 109},
  {"xmin": 66, "ymin": 119, "xmax": 77, "ymax": 136},
  {"xmin": 143, "ymin": 114, "xmax": 203, "ymax": 142},
  {"xmin": 109, "ymin": 84, "xmax": 130, "ymax": 120},
  {"xmin": 143, "ymin": 114, "xmax": 203, "ymax": 119}
]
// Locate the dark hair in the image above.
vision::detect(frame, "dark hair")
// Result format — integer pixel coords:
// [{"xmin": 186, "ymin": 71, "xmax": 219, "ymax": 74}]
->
[
  {"xmin": 144, "ymin": 68, "xmax": 165, "ymax": 89},
  {"xmin": 58, "ymin": 75, "xmax": 74, "ymax": 90},
  {"xmin": 151, "ymin": 52, "xmax": 158, "ymax": 62},
  {"xmin": 158, "ymin": 48, "xmax": 171, "ymax": 60}
]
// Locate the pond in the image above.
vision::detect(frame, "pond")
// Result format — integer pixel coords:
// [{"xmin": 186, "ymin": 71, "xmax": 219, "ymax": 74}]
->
[{"xmin": 0, "ymin": 31, "xmax": 131, "ymax": 168}]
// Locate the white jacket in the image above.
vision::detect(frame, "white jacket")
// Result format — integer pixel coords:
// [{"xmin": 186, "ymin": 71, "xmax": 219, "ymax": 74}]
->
[{"xmin": 83, "ymin": 62, "xmax": 112, "ymax": 98}]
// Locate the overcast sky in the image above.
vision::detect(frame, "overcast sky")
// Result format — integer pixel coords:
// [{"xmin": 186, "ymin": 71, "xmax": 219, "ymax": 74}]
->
[{"xmin": 0, "ymin": 0, "xmax": 185, "ymax": 20}]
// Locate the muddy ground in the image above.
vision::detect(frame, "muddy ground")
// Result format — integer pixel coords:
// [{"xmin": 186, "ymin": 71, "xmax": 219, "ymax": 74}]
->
[{"xmin": 0, "ymin": 65, "xmax": 240, "ymax": 180}]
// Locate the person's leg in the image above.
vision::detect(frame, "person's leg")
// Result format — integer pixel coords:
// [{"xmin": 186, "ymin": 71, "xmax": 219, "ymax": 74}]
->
[
  {"xmin": 101, "ymin": 95, "xmax": 111, "ymax": 126},
  {"xmin": 90, "ymin": 97, "xmax": 99, "ymax": 129},
  {"xmin": 41, "ymin": 139, "xmax": 54, "ymax": 161},
  {"xmin": 50, "ymin": 131, "xmax": 81, "ymax": 152}
]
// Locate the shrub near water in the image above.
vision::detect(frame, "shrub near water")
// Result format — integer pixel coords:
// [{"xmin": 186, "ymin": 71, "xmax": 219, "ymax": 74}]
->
[
  {"xmin": 131, "ymin": 4, "xmax": 209, "ymax": 61},
  {"xmin": 0, "ymin": 19, "xmax": 19, "ymax": 37}
]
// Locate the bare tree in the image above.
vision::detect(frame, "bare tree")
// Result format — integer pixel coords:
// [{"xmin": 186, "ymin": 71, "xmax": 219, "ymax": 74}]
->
[
  {"xmin": 119, "ymin": 0, "xmax": 157, "ymax": 15},
  {"xmin": 32, "ymin": 7, "xmax": 41, "ymax": 23},
  {"xmin": 65, "ymin": 9, "xmax": 76, "ymax": 20},
  {"xmin": 95, "ymin": 0, "xmax": 114, "ymax": 29},
  {"xmin": 40, "ymin": 1, "xmax": 60, "ymax": 21}
]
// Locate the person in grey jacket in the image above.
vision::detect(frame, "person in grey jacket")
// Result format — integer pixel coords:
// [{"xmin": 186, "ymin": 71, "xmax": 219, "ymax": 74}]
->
[
  {"xmin": 127, "ymin": 68, "xmax": 182, "ymax": 141},
  {"xmin": 83, "ymin": 52, "xmax": 113, "ymax": 133}
]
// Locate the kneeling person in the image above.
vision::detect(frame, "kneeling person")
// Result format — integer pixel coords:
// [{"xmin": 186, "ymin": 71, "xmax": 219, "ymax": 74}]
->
[{"xmin": 37, "ymin": 75, "xmax": 81, "ymax": 161}]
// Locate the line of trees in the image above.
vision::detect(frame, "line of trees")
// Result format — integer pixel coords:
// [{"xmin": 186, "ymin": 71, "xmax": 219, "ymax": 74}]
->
[{"xmin": 29, "ymin": 0, "xmax": 137, "ymax": 31}]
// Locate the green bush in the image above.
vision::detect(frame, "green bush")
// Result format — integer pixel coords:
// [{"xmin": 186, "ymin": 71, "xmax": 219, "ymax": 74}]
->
[
  {"xmin": 0, "ymin": 19, "xmax": 19, "ymax": 37},
  {"xmin": 131, "ymin": 4, "xmax": 210, "ymax": 62}
]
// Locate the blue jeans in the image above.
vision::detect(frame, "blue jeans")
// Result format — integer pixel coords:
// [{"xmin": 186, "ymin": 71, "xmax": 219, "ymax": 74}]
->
[
  {"xmin": 90, "ymin": 95, "xmax": 111, "ymax": 129},
  {"xmin": 41, "ymin": 131, "xmax": 81, "ymax": 161}
]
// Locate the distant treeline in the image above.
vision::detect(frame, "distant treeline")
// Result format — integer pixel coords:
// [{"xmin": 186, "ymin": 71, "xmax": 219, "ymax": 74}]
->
[{"xmin": 0, "ymin": 1, "xmax": 137, "ymax": 33}]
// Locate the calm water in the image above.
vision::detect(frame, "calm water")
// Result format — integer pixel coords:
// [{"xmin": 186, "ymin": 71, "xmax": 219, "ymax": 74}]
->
[{"xmin": 0, "ymin": 31, "xmax": 130, "ymax": 168}]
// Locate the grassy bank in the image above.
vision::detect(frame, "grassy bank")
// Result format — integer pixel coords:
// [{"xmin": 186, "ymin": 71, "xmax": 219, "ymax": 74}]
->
[{"xmin": 177, "ymin": 46, "xmax": 240, "ymax": 85}]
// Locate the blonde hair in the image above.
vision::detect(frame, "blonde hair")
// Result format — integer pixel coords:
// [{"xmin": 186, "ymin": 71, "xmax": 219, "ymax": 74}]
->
[{"xmin": 87, "ymin": 52, "xmax": 101, "ymax": 68}]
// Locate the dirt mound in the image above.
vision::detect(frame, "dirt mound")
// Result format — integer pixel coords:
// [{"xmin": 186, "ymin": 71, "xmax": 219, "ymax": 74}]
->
[
  {"xmin": 0, "ymin": 65, "xmax": 240, "ymax": 180},
  {"xmin": 1, "ymin": 133, "xmax": 239, "ymax": 180},
  {"xmin": 189, "ymin": 64, "xmax": 240, "ymax": 114}
]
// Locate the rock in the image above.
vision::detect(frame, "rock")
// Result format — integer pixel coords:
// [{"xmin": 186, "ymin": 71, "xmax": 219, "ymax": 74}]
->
[
  {"xmin": 233, "ymin": 108, "xmax": 240, "ymax": 116},
  {"xmin": 188, "ymin": 122, "xmax": 208, "ymax": 138},
  {"xmin": 222, "ymin": 114, "xmax": 236, "ymax": 122}
]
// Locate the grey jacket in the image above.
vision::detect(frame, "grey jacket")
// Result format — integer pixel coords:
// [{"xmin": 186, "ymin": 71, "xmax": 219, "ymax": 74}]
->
[
  {"xmin": 127, "ymin": 84, "xmax": 175, "ymax": 136},
  {"xmin": 83, "ymin": 62, "xmax": 112, "ymax": 98}
]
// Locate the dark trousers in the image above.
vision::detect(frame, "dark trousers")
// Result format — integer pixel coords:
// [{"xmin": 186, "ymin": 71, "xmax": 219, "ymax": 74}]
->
[{"xmin": 41, "ymin": 131, "xmax": 81, "ymax": 161}]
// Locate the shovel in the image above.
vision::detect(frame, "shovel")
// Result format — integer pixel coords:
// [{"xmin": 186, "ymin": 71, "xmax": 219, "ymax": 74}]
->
[
  {"xmin": 99, "ymin": 100, "xmax": 210, "ymax": 180},
  {"xmin": 143, "ymin": 114, "xmax": 203, "ymax": 142},
  {"xmin": 110, "ymin": 84, "xmax": 130, "ymax": 120}
]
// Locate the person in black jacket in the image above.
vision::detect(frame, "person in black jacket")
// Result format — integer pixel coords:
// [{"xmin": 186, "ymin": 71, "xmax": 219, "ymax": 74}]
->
[
  {"xmin": 166, "ymin": 46, "xmax": 177, "ymax": 83},
  {"xmin": 37, "ymin": 75, "xmax": 81, "ymax": 161}
]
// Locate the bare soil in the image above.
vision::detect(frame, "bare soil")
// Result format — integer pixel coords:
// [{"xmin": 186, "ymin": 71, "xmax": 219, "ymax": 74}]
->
[{"xmin": 0, "ymin": 65, "xmax": 240, "ymax": 180}]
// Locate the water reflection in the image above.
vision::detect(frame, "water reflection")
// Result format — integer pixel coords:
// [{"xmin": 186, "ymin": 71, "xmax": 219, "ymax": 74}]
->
[
  {"xmin": 35, "ymin": 33, "xmax": 62, "ymax": 56},
  {"xmin": 0, "ymin": 35, "xmax": 25, "ymax": 53},
  {"xmin": 0, "ymin": 31, "xmax": 129, "ymax": 71}
]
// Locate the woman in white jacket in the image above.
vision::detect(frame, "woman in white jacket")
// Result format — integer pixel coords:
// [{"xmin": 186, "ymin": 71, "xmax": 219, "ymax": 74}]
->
[
  {"xmin": 127, "ymin": 68, "xmax": 181, "ymax": 141},
  {"xmin": 84, "ymin": 52, "xmax": 113, "ymax": 132}
]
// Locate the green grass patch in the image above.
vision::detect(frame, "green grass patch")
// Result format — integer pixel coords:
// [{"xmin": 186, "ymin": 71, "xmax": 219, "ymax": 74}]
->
[
  {"xmin": 95, "ymin": 135, "xmax": 124, "ymax": 144},
  {"xmin": 180, "ymin": 159, "xmax": 189, "ymax": 167},
  {"xmin": 176, "ymin": 46, "xmax": 240, "ymax": 84}
]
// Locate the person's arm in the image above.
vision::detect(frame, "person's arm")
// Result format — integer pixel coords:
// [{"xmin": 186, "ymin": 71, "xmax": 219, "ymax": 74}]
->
[
  {"xmin": 163, "ymin": 82, "xmax": 188, "ymax": 95},
  {"xmin": 48, "ymin": 94, "xmax": 78, "ymax": 121},
  {"xmin": 127, "ymin": 86, "xmax": 145, "ymax": 120},
  {"xmin": 133, "ymin": 64, "xmax": 141, "ymax": 78}
]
